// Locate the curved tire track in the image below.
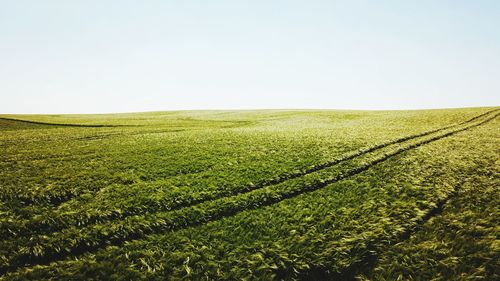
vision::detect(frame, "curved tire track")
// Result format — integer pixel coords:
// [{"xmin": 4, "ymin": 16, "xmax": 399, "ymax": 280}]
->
[
  {"xmin": 3, "ymin": 110, "xmax": 498, "ymax": 241},
  {"xmin": 0, "ymin": 117, "xmax": 134, "ymax": 128},
  {"xmin": 1, "ymin": 110, "xmax": 498, "ymax": 275}
]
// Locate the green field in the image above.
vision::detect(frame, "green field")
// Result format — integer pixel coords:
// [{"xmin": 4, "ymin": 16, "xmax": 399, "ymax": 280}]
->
[{"xmin": 0, "ymin": 108, "xmax": 498, "ymax": 280}]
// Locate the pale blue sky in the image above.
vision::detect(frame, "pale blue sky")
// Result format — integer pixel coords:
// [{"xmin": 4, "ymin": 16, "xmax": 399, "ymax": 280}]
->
[{"xmin": 1, "ymin": 0, "xmax": 499, "ymax": 113}]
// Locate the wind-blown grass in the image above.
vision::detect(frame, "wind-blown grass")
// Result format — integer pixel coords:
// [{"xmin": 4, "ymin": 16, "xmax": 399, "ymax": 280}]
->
[{"xmin": 0, "ymin": 108, "xmax": 498, "ymax": 280}]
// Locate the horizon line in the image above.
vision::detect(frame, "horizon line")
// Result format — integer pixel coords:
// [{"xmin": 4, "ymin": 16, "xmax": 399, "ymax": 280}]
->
[{"xmin": 1, "ymin": 105, "xmax": 499, "ymax": 115}]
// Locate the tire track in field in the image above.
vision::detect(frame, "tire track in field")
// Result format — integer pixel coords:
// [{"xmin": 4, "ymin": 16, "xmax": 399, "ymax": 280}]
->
[
  {"xmin": 321, "ymin": 157, "xmax": 497, "ymax": 280},
  {"xmin": 297, "ymin": 182, "xmax": 465, "ymax": 281},
  {"xmin": 457, "ymin": 108, "xmax": 497, "ymax": 124},
  {"xmin": 3, "ymin": 110, "xmax": 496, "ymax": 209},
  {"xmin": 0, "ymin": 117, "xmax": 134, "ymax": 128},
  {"xmin": 4, "ymin": 109, "xmax": 497, "ymax": 242},
  {"xmin": 2, "ymin": 110, "xmax": 498, "ymax": 275},
  {"xmin": 2, "ymin": 110, "xmax": 498, "ymax": 242}
]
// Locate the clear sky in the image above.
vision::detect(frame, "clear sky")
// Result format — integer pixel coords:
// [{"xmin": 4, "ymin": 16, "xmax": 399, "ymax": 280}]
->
[{"xmin": 1, "ymin": 0, "xmax": 499, "ymax": 113}]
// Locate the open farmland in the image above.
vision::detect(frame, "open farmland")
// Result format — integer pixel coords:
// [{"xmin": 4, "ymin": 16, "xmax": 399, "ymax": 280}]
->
[{"xmin": 0, "ymin": 108, "xmax": 498, "ymax": 280}]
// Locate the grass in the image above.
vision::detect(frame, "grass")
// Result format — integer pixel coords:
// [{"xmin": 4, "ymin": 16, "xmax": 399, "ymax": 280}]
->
[{"xmin": 0, "ymin": 107, "xmax": 498, "ymax": 280}]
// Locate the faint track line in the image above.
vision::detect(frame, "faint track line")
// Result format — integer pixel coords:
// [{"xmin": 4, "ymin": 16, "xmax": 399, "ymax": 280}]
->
[{"xmin": 0, "ymin": 117, "xmax": 135, "ymax": 128}]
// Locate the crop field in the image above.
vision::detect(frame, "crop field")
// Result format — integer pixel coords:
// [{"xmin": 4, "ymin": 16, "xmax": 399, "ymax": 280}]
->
[{"xmin": 0, "ymin": 107, "xmax": 499, "ymax": 280}]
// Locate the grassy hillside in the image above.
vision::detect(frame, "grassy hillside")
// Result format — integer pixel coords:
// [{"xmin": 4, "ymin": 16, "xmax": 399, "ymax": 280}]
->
[{"xmin": 0, "ymin": 108, "xmax": 498, "ymax": 280}]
